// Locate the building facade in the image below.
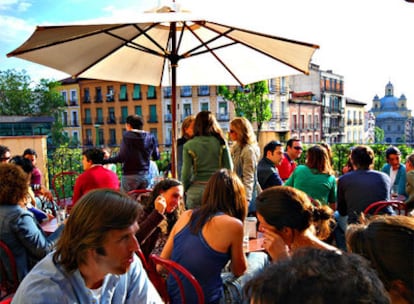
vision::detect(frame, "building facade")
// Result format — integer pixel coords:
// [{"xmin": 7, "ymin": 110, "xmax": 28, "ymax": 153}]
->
[
  {"xmin": 288, "ymin": 64, "xmax": 346, "ymax": 144},
  {"xmin": 344, "ymin": 98, "xmax": 366, "ymax": 143},
  {"xmin": 370, "ymin": 82, "xmax": 412, "ymax": 144}
]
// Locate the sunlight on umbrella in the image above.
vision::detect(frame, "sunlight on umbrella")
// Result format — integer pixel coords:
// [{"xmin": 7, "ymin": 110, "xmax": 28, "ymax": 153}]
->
[{"xmin": 7, "ymin": 2, "xmax": 319, "ymax": 177}]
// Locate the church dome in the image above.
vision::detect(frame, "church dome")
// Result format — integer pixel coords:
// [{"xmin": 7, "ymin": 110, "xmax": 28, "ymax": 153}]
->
[{"xmin": 380, "ymin": 95, "xmax": 399, "ymax": 111}]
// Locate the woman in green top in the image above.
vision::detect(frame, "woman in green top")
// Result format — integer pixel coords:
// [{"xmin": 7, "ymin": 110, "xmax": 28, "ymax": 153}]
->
[
  {"xmin": 181, "ymin": 111, "xmax": 233, "ymax": 209},
  {"xmin": 285, "ymin": 144, "xmax": 336, "ymax": 209}
]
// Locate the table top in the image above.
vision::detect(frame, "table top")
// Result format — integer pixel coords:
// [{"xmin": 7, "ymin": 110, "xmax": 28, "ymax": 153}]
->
[
  {"xmin": 246, "ymin": 237, "xmax": 265, "ymax": 253},
  {"xmin": 40, "ymin": 218, "xmax": 58, "ymax": 235}
]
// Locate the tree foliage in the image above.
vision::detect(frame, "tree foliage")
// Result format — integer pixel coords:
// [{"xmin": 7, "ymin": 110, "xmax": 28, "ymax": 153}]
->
[
  {"xmin": 374, "ymin": 126, "xmax": 385, "ymax": 143},
  {"xmin": 0, "ymin": 69, "xmax": 67, "ymax": 146},
  {"xmin": 218, "ymin": 81, "xmax": 272, "ymax": 139}
]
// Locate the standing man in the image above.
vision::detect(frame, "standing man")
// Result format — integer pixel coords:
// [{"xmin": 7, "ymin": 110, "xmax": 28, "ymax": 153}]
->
[
  {"xmin": 257, "ymin": 140, "xmax": 284, "ymax": 190},
  {"xmin": 104, "ymin": 115, "xmax": 160, "ymax": 192},
  {"xmin": 381, "ymin": 146, "xmax": 407, "ymax": 199},
  {"xmin": 0, "ymin": 145, "xmax": 11, "ymax": 163},
  {"xmin": 72, "ymin": 148, "xmax": 120, "ymax": 205},
  {"xmin": 276, "ymin": 137, "xmax": 303, "ymax": 181},
  {"xmin": 12, "ymin": 189, "xmax": 163, "ymax": 303}
]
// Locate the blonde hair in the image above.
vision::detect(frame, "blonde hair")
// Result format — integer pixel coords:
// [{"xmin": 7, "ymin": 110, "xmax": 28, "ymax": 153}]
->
[
  {"xmin": 181, "ymin": 115, "xmax": 195, "ymax": 138},
  {"xmin": 230, "ymin": 117, "xmax": 257, "ymax": 148}
]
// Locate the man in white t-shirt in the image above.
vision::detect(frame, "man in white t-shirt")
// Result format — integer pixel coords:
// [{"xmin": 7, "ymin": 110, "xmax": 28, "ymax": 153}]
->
[{"xmin": 381, "ymin": 146, "xmax": 407, "ymax": 199}]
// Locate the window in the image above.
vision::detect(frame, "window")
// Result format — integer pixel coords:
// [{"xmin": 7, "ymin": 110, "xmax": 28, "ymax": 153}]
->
[
  {"xmin": 200, "ymin": 102, "xmax": 209, "ymax": 111},
  {"xmin": 72, "ymin": 111, "xmax": 78, "ymax": 126},
  {"xmin": 98, "ymin": 129, "xmax": 104, "ymax": 146},
  {"xmin": 149, "ymin": 105, "xmax": 157, "ymax": 122},
  {"xmin": 292, "ymin": 114, "xmax": 297, "ymax": 129},
  {"xmin": 83, "ymin": 88, "xmax": 90, "ymax": 103},
  {"xmin": 183, "ymin": 104, "xmax": 192, "ymax": 120},
  {"xmin": 147, "ymin": 85, "xmax": 156, "ymax": 99},
  {"xmin": 307, "ymin": 114, "xmax": 312, "ymax": 129},
  {"xmin": 165, "ymin": 104, "xmax": 172, "ymax": 122},
  {"xmin": 106, "ymin": 86, "xmax": 114, "ymax": 102},
  {"xmin": 108, "ymin": 107, "xmax": 116, "ymax": 124},
  {"xmin": 72, "ymin": 131, "xmax": 79, "ymax": 141},
  {"xmin": 85, "ymin": 129, "xmax": 93, "ymax": 145},
  {"xmin": 198, "ymin": 86, "xmax": 209, "ymax": 96},
  {"xmin": 84, "ymin": 109, "xmax": 92, "ymax": 124},
  {"xmin": 121, "ymin": 106, "xmax": 128, "ymax": 124},
  {"xmin": 61, "ymin": 91, "xmax": 68, "ymax": 104},
  {"xmin": 96, "ymin": 108, "xmax": 103, "ymax": 124},
  {"xmin": 163, "ymin": 87, "xmax": 172, "ymax": 98},
  {"xmin": 300, "ymin": 115, "xmax": 305, "ymax": 130},
  {"xmin": 109, "ymin": 129, "xmax": 117, "ymax": 145},
  {"xmin": 133, "ymin": 84, "xmax": 141, "ymax": 100},
  {"xmin": 95, "ymin": 87, "xmax": 103, "ymax": 103},
  {"xmin": 62, "ymin": 111, "xmax": 68, "ymax": 127},
  {"xmin": 135, "ymin": 105, "xmax": 142, "ymax": 117},
  {"xmin": 119, "ymin": 84, "xmax": 127, "ymax": 101},
  {"xmin": 70, "ymin": 90, "xmax": 77, "ymax": 105},
  {"xmin": 150, "ymin": 128, "xmax": 158, "ymax": 140},
  {"xmin": 218, "ymin": 102, "xmax": 228, "ymax": 120},
  {"xmin": 181, "ymin": 86, "xmax": 192, "ymax": 97},
  {"xmin": 280, "ymin": 77, "xmax": 286, "ymax": 94}
]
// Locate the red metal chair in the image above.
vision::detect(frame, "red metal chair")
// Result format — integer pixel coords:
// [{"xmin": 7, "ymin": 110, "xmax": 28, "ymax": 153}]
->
[
  {"xmin": 363, "ymin": 200, "xmax": 407, "ymax": 216},
  {"xmin": 148, "ymin": 254, "xmax": 204, "ymax": 304},
  {"xmin": 51, "ymin": 171, "xmax": 79, "ymax": 212},
  {"xmin": 0, "ymin": 241, "xmax": 18, "ymax": 300},
  {"xmin": 127, "ymin": 189, "xmax": 153, "ymax": 204}
]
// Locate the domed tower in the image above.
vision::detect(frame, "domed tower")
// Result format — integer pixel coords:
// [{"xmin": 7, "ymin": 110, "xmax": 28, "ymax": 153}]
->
[{"xmin": 370, "ymin": 82, "xmax": 412, "ymax": 144}]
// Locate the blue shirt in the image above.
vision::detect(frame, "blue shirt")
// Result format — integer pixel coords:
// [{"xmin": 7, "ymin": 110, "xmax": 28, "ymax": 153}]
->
[{"xmin": 12, "ymin": 253, "xmax": 163, "ymax": 304}]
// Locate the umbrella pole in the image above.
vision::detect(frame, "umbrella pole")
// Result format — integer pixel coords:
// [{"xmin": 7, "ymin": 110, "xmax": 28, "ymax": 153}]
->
[{"xmin": 170, "ymin": 21, "xmax": 178, "ymax": 179}]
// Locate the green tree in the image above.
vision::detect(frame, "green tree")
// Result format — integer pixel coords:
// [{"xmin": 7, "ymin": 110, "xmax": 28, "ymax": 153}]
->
[
  {"xmin": 218, "ymin": 81, "xmax": 272, "ymax": 139},
  {"xmin": 374, "ymin": 126, "xmax": 385, "ymax": 143},
  {"xmin": 0, "ymin": 69, "xmax": 66, "ymax": 146}
]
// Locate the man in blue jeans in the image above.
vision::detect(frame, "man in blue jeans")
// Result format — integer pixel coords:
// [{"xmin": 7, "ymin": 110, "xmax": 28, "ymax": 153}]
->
[{"xmin": 103, "ymin": 114, "xmax": 159, "ymax": 192}]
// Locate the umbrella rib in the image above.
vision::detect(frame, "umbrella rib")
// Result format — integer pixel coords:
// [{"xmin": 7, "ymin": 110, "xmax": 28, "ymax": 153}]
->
[
  {"xmin": 200, "ymin": 21, "xmax": 318, "ymax": 75},
  {"xmin": 182, "ymin": 23, "xmax": 244, "ymax": 86},
  {"xmin": 130, "ymin": 23, "xmax": 170, "ymax": 57}
]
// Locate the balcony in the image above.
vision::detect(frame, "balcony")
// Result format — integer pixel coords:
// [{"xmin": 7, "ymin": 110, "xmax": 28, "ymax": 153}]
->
[
  {"xmin": 94, "ymin": 96, "xmax": 103, "ymax": 103},
  {"xmin": 106, "ymin": 94, "xmax": 115, "ymax": 102},
  {"xmin": 95, "ymin": 118, "xmax": 104, "ymax": 125},
  {"xmin": 147, "ymin": 115, "xmax": 158, "ymax": 123},
  {"xmin": 164, "ymin": 114, "xmax": 172, "ymax": 122},
  {"xmin": 83, "ymin": 97, "xmax": 91, "ymax": 104},
  {"xmin": 216, "ymin": 112, "xmax": 229, "ymax": 121},
  {"xmin": 181, "ymin": 113, "xmax": 192, "ymax": 121},
  {"xmin": 119, "ymin": 93, "xmax": 128, "ymax": 101},
  {"xmin": 69, "ymin": 100, "xmax": 78, "ymax": 106},
  {"xmin": 119, "ymin": 117, "xmax": 127, "ymax": 124},
  {"xmin": 107, "ymin": 116, "xmax": 117, "ymax": 124},
  {"xmin": 83, "ymin": 118, "xmax": 92, "ymax": 125}
]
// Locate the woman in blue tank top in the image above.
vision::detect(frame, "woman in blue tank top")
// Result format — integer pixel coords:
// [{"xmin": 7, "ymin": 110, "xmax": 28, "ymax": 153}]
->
[{"xmin": 160, "ymin": 169, "xmax": 248, "ymax": 303}]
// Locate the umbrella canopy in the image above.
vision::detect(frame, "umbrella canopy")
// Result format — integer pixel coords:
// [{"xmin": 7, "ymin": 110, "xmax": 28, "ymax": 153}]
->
[{"xmin": 7, "ymin": 4, "xmax": 319, "ymax": 177}]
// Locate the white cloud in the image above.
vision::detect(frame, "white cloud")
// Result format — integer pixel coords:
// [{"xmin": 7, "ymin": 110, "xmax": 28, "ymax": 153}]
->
[{"xmin": 0, "ymin": 0, "xmax": 31, "ymax": 12}]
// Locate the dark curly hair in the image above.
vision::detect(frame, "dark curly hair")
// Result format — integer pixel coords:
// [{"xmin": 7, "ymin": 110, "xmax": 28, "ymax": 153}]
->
[{"xmin": 0, "ymin": 163, "xmax": 29, "ymax": 206}]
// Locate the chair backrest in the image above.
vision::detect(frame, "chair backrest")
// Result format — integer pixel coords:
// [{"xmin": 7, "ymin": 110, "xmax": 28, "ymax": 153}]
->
[
  {"xmin": 363, "ymin": 200, "xmax": 407, "ymax": 216},
  {"xmin": 51, "ymin": 171, "xmax": 79, "ymax": 211},
  {"xmin": 148, "ymin": 254, "xmax": 204, "ymax": 304},
  {"xmin": 0, "ymin": 241, "xmax": 18, "ymax": 299},
  {"xmin": 127, "ymin": 189, "xmax": 152, "ymax": 204}
]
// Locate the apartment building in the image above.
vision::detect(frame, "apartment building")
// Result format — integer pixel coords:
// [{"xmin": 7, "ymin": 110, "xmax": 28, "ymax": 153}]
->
[
  {"xmin": 58, "ymin": 79, "xmax": 234, "ymax": 150},
  {"xmin": 344, "ymin": 98, "xmax": 366, "ymax": 143},
  {"xmin": 59, "ymin": 78, "xmax": 82, "ymax": 144}
]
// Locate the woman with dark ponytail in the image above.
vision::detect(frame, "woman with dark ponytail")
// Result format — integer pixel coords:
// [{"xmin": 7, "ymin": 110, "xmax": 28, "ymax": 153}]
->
[{"xmin": 256, "ymin": 186, "xmax": 339, "ymax": 261}]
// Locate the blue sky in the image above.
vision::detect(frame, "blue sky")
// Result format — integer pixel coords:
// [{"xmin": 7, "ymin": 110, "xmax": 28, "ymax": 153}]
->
[{"xmin": 1, "ymin": 0, "xmax": 414, "ymax": 110}]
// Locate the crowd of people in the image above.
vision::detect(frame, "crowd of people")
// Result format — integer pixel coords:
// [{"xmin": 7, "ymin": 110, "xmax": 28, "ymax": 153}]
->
[{"xmin": 1, "ymin": 111, "xmax": 414, "ymax": 304}]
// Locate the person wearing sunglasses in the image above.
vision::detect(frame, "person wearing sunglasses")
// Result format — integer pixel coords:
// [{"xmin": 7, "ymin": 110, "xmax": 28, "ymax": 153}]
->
[
  {"xmin": 276, "ymin": 138, "xmax": 303, "ymax": 181},
  {"xmin": 0, "ymin": 145, "xmax": 11, "ymax": 163}
]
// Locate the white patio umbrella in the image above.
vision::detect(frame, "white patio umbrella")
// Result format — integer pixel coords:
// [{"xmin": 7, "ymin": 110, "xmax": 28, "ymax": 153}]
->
[{"xmin": 7, "ymin": 4, "xmax": 319, "ymax": 177}]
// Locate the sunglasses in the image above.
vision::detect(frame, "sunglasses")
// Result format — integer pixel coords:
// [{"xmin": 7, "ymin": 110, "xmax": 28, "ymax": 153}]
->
[{"xmin": 293, "ymin": 146, "xmax": 303, "ymax": 151}]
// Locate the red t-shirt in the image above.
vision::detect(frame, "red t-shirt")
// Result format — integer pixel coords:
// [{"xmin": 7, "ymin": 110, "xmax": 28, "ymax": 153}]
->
[{"xmin": 276, "ymin": 153, "xmax": 296, "ymax": 181}]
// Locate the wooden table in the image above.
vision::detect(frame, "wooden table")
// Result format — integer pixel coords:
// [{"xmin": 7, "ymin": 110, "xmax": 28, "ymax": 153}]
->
[{"xmin": 40, "ymin": 218, "xmax": 59, "ymax": 235}]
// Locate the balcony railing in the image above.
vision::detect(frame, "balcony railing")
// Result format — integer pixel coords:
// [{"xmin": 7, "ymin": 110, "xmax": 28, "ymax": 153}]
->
[{"xmin": 216, "ymin": 112, "xmax": 229, "ymax": 121}]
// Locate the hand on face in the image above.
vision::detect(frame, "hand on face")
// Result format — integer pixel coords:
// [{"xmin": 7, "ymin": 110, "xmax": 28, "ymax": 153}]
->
[
  {"xmin": 154, "ymin": 194, "xmax": 167, "ymax": 215},
  {"xmin": 262, "ymin": 228, "xmax": 290, "ymax": 261}
]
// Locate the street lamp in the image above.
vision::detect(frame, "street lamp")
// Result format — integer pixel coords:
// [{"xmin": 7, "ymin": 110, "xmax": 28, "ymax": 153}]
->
[{"xmin": 94, "ymin": 124, "xmax": 100, "ymax": 147}]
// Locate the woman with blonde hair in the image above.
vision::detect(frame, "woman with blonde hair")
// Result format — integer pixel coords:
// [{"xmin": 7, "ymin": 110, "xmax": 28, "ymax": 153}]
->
[
  {"xmin": 181, "ymin": 111, "xmax": 232, "ymax": 209},
  {"xmin": 229, "ymin": 117, "xmax": 260, "ymax": 214},
  {"xmin": 285, "ymin": 144, "xmax": 337, "ymax": 209},
  {"xmin": 256, "ymin": 186, "xmax": 338, "ymax": 261},
  {"xmin": 177, "ymin": 115, "xmax": 195, "ymax": 179}
]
